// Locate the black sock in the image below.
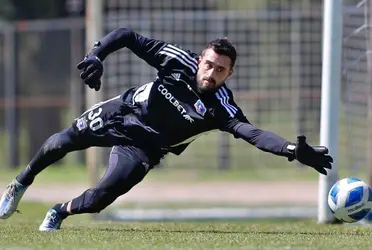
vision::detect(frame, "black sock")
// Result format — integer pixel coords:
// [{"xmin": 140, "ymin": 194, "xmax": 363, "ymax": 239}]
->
[
  {"xmin": 52, "ymin": 203, "xmax": 70, "ymax": 219},
  {"xmin": 16, "ymin": 165, "xmax": 35, "ymax": 186}
]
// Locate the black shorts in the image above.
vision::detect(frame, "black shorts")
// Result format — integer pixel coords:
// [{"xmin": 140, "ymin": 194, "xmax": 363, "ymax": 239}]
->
[{"xmin": 71, "ymin": 95, "xmax": 161, "ymax": 151}]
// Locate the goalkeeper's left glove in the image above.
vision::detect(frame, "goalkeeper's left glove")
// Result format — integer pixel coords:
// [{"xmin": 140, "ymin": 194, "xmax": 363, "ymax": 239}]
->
[{"xmin": 287, "ymin": 135, "xmax": 333, "ymax": 175}]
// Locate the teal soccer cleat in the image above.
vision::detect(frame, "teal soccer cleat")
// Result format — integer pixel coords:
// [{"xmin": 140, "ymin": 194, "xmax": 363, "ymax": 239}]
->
[{"xmin": 39, "ymin": 209, "xmax": 65, "ymax": 231}]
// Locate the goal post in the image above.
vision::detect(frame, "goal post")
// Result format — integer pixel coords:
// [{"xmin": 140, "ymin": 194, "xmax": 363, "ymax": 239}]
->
[
  {"xmin": 85, "ymin": 0, "xmax": 104, "ymax": 186},
  {"xmin": 318, "ymin": 0, "xmax": 342, "ymax": 224}
]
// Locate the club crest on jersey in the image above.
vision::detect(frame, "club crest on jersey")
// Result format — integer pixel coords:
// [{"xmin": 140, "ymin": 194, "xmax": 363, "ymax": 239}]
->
[
  {"xmin": 194, "ymin": 99, "xmax": 206, "ymax": 116},
  {"xmin": 76, "ymin": 117, "xmax": 87, "ymax": 131}
]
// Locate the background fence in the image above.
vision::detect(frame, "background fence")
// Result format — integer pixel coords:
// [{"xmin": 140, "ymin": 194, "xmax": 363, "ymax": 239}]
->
[
  {"xmin": 0, "ymin": 18, "xmax": 86, "ymax": 168},
  {"xmin": 0, "ymin": 0, "xmax": 371, "ymax": 183}
]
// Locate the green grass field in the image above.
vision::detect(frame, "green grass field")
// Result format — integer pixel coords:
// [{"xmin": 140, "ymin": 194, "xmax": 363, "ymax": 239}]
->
[
  {"xmin": 0, "ymin": 163, "xmax": 367, "ymax": 188},
  {"xmin": 0, "ymin": 202, "xmax": 371, "ymax": 250}
]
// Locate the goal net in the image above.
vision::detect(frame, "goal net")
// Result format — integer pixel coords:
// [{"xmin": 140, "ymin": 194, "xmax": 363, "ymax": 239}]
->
[{"xmin": 342, "ymin": 0, "xmax": 372, "ymax": 181}]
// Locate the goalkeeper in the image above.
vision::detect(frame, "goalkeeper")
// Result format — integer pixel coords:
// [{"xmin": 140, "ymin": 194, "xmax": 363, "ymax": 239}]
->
[{"xmin": 0, "ymin": 28, "xmax": 333, "ymax": 231}]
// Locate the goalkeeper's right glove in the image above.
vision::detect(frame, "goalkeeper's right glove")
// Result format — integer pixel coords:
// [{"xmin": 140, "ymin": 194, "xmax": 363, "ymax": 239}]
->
[
  {"xmin": 287, "ymin": 135, "xmax": 333, "ymax": 175},
  {"xmin": 76, "ymin": 42, "xmax": 103, "ymax": 91}
]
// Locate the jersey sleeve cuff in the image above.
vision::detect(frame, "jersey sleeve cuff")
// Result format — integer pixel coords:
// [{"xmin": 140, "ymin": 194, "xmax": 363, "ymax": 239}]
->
[{"xmin": 283, "ymin": 142, "xmax": 296, "ymax": 161}]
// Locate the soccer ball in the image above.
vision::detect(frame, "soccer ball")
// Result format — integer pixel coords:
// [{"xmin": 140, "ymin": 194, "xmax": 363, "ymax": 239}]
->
[{"xmin": 328, "ymin": 177, "xmax": 372, "ymax": 223}]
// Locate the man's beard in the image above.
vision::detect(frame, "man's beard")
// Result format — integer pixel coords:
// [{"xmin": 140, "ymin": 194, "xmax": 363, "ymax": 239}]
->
[{"xmin": 196, "ymin": 77, "xmax": 216, "ymax": 94}]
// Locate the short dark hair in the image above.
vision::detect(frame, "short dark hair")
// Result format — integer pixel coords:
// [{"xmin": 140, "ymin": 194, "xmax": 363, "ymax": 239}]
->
[{"xmin": 202, "ymin": 38, "xmax": 237, "ymax": 68}]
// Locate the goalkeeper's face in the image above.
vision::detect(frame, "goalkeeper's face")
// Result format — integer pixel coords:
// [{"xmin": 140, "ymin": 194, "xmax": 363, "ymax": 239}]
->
[{"xmin": 196, "ymin": 48, "xmax": 233, "ymax": 93}]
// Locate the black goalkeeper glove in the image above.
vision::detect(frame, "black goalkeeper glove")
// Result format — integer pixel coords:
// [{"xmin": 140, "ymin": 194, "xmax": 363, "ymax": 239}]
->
[
  {"xmin": 287, "ymin": 135, "xmax": 333, "ymax": 175},
  {"xmin": 77, "ymin": 46, "xmax": 103, "ymax": 91}
]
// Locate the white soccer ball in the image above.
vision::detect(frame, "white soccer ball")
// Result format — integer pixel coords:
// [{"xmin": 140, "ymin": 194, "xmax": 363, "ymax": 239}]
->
[{"xmin": 328, "ymin": 177, "xmax": 372, "ymax": 223}]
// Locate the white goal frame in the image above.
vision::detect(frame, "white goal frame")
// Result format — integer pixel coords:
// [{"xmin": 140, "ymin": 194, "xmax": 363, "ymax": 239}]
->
[{"xmin": 318, "ymin": 0, "xmax": 342, "ymax": 224}]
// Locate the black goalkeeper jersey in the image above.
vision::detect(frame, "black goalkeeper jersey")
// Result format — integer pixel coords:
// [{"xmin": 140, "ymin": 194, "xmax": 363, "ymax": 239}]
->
[{"xmin": 94, "ymin": 28, "xmax": 291, "ymax": 157}]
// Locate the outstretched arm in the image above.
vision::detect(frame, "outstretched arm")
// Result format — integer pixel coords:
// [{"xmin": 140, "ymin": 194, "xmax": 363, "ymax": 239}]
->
[
  {"xmin": 215, "ymin": 86, "xmax": 333, "ymax": 175},
  {"xmin": 89, "ymin": 28, "xmax": 138, "ymax": 61},
  {"xmin": 230, "ymin": 121, "xmax": 292, "ymax": 157},
  {"xmin": 77, "ymin": 28, "xmax": 198, "ymax": 90},
  {"xmin": 88, "ymin": 28, "xmax": 171, "ymax": 69},
  {"xmin": 229, "ymin": 121, "xmax": 333, "ymax": 175}
]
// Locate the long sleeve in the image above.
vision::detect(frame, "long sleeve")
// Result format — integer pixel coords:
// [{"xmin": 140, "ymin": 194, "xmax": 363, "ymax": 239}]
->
[
  {"xmin": 213, "ymin": 84, "xmax": 293, "ymax": 158},
  {"xmin": 90, "ymin": 28, "xmax": 137, "ymax": 60},
  {"xmin": 232, "ymin": 122, "xmax": 292, "ymax": 157},
  {"xmin": 89, "ymin": 28, "xmax": 198, "ymax": 73}
]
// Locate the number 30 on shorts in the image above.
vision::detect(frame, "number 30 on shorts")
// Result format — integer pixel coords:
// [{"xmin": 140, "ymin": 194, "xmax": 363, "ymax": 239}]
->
[
  {"xmin": 78, "ymin": 95, "xmax": 120, "ymax": 132},
  {"xmin": 88, "ymin": 108, "xmax": 103, "ymax": 131}
]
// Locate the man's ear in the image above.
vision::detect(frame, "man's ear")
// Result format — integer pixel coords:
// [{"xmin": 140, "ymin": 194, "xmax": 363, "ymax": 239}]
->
[
  {"xmin": 198, "ymin": 56, "xmax": 202, "ymax": 65},
  {"xmin": 228, "ymin": 68, "xmax": 233, "ymax": 77}
]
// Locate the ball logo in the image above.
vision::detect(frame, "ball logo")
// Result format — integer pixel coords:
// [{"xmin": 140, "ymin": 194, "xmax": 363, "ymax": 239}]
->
[{"xmin": 347, "ymin": 203, "xmax": 365, "ymax": 213}]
